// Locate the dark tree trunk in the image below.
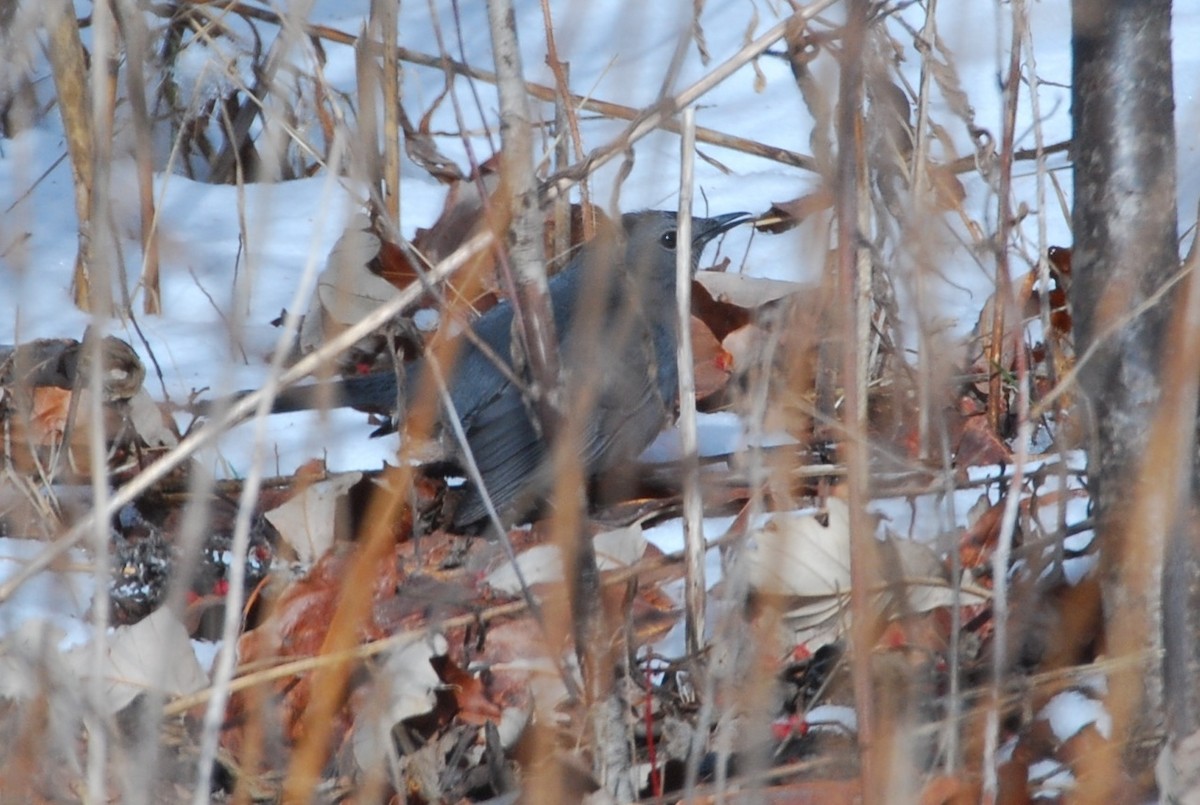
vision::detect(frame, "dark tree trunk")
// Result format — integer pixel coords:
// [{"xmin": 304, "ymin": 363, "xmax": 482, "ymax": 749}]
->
[{"xmin": 1072, "ymin": 0, "xmax": 1183, "ymax": 789}]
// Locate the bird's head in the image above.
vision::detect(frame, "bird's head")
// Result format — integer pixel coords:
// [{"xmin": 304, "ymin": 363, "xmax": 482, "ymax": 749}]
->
[{"xmin": 619, "ymin": 210, "xmax": 752, "ymax": 287}]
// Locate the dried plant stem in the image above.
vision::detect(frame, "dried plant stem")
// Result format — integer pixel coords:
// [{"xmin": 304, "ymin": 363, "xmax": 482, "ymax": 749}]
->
[
  {"xmin": 112, "ymin": 0, "xmax": 163, "ymax": 314},
  {"xmin": 373, "ymin": 0, "xmax": 400, "ymax": 221},
  {"xmin": 199, "ymin": 135, "xmax": 350, "ymax": 804},
  {"xmin": 910, "ymin": 1, "xmax": 937, "ymax": 462},
  {"xmin": 538, "ymin": 0, "xmax": 593, "ymax": 238},
  {"xmin": 982, "ymin": 5, "xmax": 1028, "ymax": 797},
  {"xmin": 487, "ymin": 0, "xmax": 561, "ymax": 428},
  {"xmin": 1138, "ymin": 206, "xmax": 1200, "ymax": 800},
  {"xmin": 985, "ymin": 7, "xmax": 1023, "ymax": 435},
  {"xmin": 836, "ymin": 1, "xmax": 881, "ymax": 799},
  {"xmin": 482, "ymin": 0, "xmax": 592, "ymax": 719},
  {"xmin": 81, "ymin": 1, "xmax": 122, "ymax": 797},
  {"xmin": 45, "ymin": 0, "xmax": 94, "ymax": 308},
  {"xmin": 676, "ymin": 109, "xmax": 706, "ymax": 658},
  {"xmin": 355, "ymin": 13, "xmax": 384, "ymax": 197}
]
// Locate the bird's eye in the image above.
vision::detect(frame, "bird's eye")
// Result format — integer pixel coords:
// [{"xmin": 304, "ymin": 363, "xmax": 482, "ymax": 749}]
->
[{"xmin": 659, "ymin": 230, "xmax": 677, "ymax": 249}]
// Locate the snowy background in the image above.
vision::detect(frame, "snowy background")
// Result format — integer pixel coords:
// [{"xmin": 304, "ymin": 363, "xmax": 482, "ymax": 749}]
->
[{"xmin": 3, "ymin": 1, "xmax": 1148, "ymax": 480}]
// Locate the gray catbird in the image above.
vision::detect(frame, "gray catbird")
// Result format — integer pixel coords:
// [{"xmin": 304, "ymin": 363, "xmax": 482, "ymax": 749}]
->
[{"xmin": 240, "ymin": 210, "xmax": 750, "ymax": 531}]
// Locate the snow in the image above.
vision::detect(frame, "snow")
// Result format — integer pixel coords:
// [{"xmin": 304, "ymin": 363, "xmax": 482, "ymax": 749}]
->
[
  {"xmin": 0, "ymin": 538, "xmax": 94, "ymax": 650},
  {"xmin": 1041, "ymin": 688, "xmax": 1112, "ymax": 741}
]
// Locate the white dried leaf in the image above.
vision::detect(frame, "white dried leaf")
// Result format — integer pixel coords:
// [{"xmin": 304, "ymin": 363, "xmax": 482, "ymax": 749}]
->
[
  {"xmin": 485, "ymin": 544, "xmax": 564, "ymax": 594},
  {"xmin": 496, "ymin": 703, "xmax": 532, "ymax": 749},
  {"xmin": 744, "ymin": 498, "xmax": 852, "ymax": 597},
  {"xmin": 127, "ymin": 388, "xmax": 178, "ymax": 448},
  {"xmin": 694, "ymin": 271, "xmax": 808, "ymax": 309},
  {"xmin": 352, "ymin": 633, "xmax": 448, "ymax": 772},
  {"xmin": 593, "ymin": 524, "xmax": 650, "ymax": 569},
  {"xmin": 485, "ymin": 525, "xmax": 648, "ymax": 595},
  {"xmin": 67, "ymin": 606, "xmax": 208, "ymax": 714},
  {"xmin": 265, "ymin": 472, "xmax": 361, "ymax": 563},
  {"xmin": 744, "ymin": 500, "xmax": 988, "ymax": 647},
  {"xmin": 299, "ymin": 215, "xmax": 398, "ymax": 353}
]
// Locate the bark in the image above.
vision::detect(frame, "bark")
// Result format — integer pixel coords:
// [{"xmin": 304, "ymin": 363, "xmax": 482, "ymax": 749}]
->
[{"xmin": 1071, "ymin": 0, "xmax": 1180, "ymax": 783}]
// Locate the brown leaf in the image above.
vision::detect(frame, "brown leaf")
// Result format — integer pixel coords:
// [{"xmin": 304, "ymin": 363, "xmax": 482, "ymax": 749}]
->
[
  {"xmin": 754, "ymin": 189, "xmax": 834, "ymax": 233},
  {"xmin": 691, "ymin": 316, "xmax": 733, "ymax": 401},
  {"xmin": 440, "ymin": 656, "xmax": 502, "ymax": 725},
  {"xmin": 955, "ymin": 414, "xmax": 1013, "ymax": 468},
  {"xmin": 958, "ymin": 496, "xmax": 1004, "ymax": 572},
  {"xmin": 28, "ymin": 387, "xmax": 72, "ymax": 444},
  {"xmin": 927, "ymin": 163, "xmax": 967, "ymax": 209}
]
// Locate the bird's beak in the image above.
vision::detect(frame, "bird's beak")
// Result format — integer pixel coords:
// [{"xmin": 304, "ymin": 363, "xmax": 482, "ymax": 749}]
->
[{"xmin": 693, "ymin": 211, "xmax": 754, "ymax": 246}]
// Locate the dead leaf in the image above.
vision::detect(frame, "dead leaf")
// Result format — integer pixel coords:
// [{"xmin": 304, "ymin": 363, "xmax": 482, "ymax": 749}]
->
[
  {"xmin": 745, "ymin": 500, "xmax": 988, "ymax": 648},
  {"xmin": 126, "ymin": 388, "xmax": 178, "ymax": 448},
  {"xmin": 351, "ymin": 633, "xmax": 448, "ymax": 773},
  {"xmin": 440, "ymin": 654, "xmax": 503, "ymax": 725},
  {"xmin": 926, "ymin": 164, "xmax": 967, "ymax": 209},
  {"xmin": 486, "ymin": 524, "xmax": 649, "ymax": 595},
  {"xmin": 754, "ymin": 189, "xmax": 835, "ymax": 233},
  {"xmin": 264, "ymin": 471, "xmax": 362, "ymax": 564},
  {"xmin": 745, "ymin": 500, "xmax": 854, "ymax": 598},
  {"xmin": 691, "ymin": 316, "xmax": 733, "ymax": 401},
  {"xmin": 298, "ymin": 215, "xmax": 404, "ymax": 355},
  {"xmin": 65, "ymin": 606, "xmax": 208, "ymax": 714},
  {"xmin": 694, "ymin": 271, "xmax": 808, "ymax": 310},
  {"xmin": 27, "ymin": 386, "xmax": 72, "ymax": 444},
  {"xmin": 955, "ymin": 414, "xmax": 1013, "ymax": 468}
]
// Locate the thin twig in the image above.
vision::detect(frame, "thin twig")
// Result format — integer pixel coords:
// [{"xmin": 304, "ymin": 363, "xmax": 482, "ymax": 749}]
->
[
  {"xmin": 983, "ymin": 5, "xmax": 1027, "ymax": 797},
  {"xmin": 538, "ymin": 0, "xmax": 593, "ymax": 237},
  {"xmin": 836, "ymin": 1, "xmax": 880, "ymax": 799}
]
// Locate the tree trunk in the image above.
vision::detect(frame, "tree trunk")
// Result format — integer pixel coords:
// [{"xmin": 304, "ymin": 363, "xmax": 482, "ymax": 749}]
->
[{"xmin": 1071, "ymin": 0, "xmax": 1180, "ymax": 789}]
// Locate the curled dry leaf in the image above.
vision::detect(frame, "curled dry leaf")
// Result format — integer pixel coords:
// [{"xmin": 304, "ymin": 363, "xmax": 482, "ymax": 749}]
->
[
  {"xmin": 926, "ymin": 163, "xmax": 967, "ymax": 210},
  {"xmin": 439, "ymin": 654, "xmax": 503, "ymax": 726},
  {"xmin": 476, "ymin": 617, "xmax": 564, "ymax": 723},
  {"xmin": 351, "ymin": 633, "xmax": 448, "ymax": 772},
  {"xmin": 125, "ymin": 388, "xmax": 179, "ymax": 448},
  {"xmin": 298, "ymin": 214, "xmax": 408, "ymax": 356},
  {"xmin": 264, "ymin": 471, "xmax": 362, "ymax": 564},
  {"xmin": 753, "ymin": 189, "xmax": 835, "ymax": 233},
  {"xmin": 954, "ymin": 413, "xmax": 1014, "ymax": 469},
  {"xmin": 745, "ymin": 499, "xmax": 854, "ymax": 598}
]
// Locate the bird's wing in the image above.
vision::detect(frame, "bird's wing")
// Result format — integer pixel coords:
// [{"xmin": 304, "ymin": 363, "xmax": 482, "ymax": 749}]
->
[
  {"xmin": 579, "ymin": 355, "xmax": 669, "ymax": 474},
  {"xmin": 451, "ymin": 386, "xmax": 546, "ymax": 528},
  {"xmin": 445, "ymin": 263, "xmax": 581, "ymax": 420}
]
